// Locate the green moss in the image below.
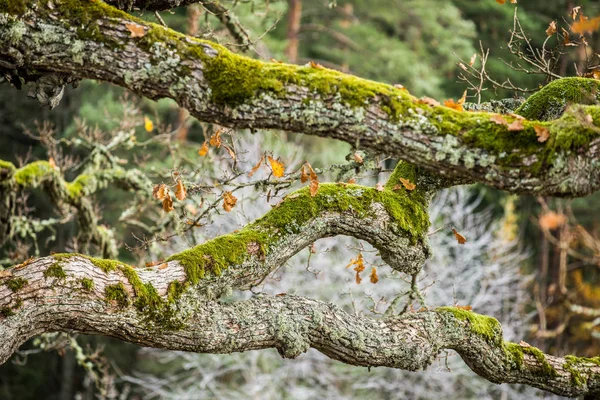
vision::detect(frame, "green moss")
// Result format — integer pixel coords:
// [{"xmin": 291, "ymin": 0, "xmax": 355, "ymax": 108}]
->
[
  {"xmin": 516, "ymin": 77, "xmax": 600, "ymax": 120},
  {"xmin": 52, "ymin": 253, "xmax": 125, "ymax": 273},
  {"xmin": 0, "ymin": 0, "xmax": 27, "ymax": 14},
  {"xmin": 436, "ymin": 306, "xmax": 502, "ymax": 344},
  {"xmin": 5, "ymin": 277, "xmax": 27, "ymax": 292},
  {"xmin": 13, "ymin": 161, "xmax": 54, "ymax": 187},
  {"xmin": 44, "ymin": 263, "xmax": 66, "ymax": 280},
  {"xmin": 79, "ymin": 278, "xmax": 94, "ymax": 291},
  {"xmin": 502, "ymin": 341, "xmax": 557, "ymax": 377},
  {"xmin": 0, "ymin": 306, "xmax": 14, "ymax": 317},
  {"xmin": 562, "ymin": 355, "xmax": 600, "ymax": 387},
  {"xmin": 0, "ymin": 160, "xmax": 15, "ymax": 171},
  {"xmin": 104, "ymin": 282, "xmax": 129, "ymax": 307},
  {"xmin": 66, "ymin": 174, "xmax": 93, "ymax": 198}
]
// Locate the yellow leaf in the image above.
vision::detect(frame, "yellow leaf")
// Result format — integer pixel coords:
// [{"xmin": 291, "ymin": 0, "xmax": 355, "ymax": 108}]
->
[
  {"xmin": 399, "ymin": 177, "xmax": 416, "ymax": 191},
  {"xmin": 444, "ymin": 98, "xmax": 464, "ymax": 112},
  {"xmin": 451, "ymin": 228, "xmax": 467, "ymax": 244},
  {"xmin": 144, "ymin": 116, "xmax": 154, "ymax": 132},
  {"xmin": 175, "ymin": 179, "xmax": 187, "ymax": 201},
  {"xmin": 198, "ymin": 142, "xmax": 209, "ymax": 156},
  {"xmin": 222, "ymin": 191, "xmax": 237, "ymax": 212},
  {"xmin": 126, "ymin": 22, "xmax": 146, "ymax": 38},
  {"xmin": 268, "ymin": 156, "xmax": 285, "ymax": 178}
]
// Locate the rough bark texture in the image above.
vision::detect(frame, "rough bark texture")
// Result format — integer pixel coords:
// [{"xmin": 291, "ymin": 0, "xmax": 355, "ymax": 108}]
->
[{"xmin": 1, "ymin": 1, "xmax": 600, "ymax": 398}]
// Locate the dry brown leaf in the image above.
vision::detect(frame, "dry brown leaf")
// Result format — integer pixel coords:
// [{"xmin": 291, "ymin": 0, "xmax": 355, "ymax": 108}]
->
[
  {"xmin": 346, "ymin": 253, "xmax": 366, "ymax": 284},
  {"xmin": 222, "ymin": 191, "xmax": 238, "ymax": 212},
  {"xmin": 469, "ymin": 53, "xmax": 477, "ymax": 66},
  {"xmin": 451, "ymin": 228, "xmax": 467, "ymax": 245},
  {"xmin": 159, "ymin": 263, "xmax": 168, "ymax": 270},
  {"xmin": 268, "ymin": 156, "xmax": 285, "ymax": 178},
  {"xmin": 399, "ymin": 177, "xmax": 416, "ymax": 191},
  {"xmin": 370, "ymin": 267, "xmax": 379, "ymax": 284},
  {"xmin": 571, "ymin": 6, "xmax": 581, "ymax": 20},
  {"xmin": 347, "ymin": 178, "xmax": 357, "ymax": 184},
  {"xmin": 309, "ymin": 60, "xmax": 324, "ymax": 69},
  {"xmin": 585, "ymin": 113, "xmax": 594, "ymax": 123},
  {"xmin": 353, "ymin": 152, "xmax": 364, "ymax": 164},
  {"xmin": 270, "ymin": 58, "xmax": 283, "ymax": 64},
  {"xmin": 496, "ymin": 0, "xmax": 505, "ymax": 4},
  {"xmin": 248, "ymin": 155, "xmax": 264, "ymax": 177},
  {"xmin": 458, "ymin": 62, "xmax": 468, "ymax": 71},
  {"xmin": 592, "ymin": 70, "xmax": 600, "ymax": 80},
  {"xmin": 519, "ymin": 340, "xmax": 531, "ymax": 347},
  {"xmin": 444, "ymin": 98, "xmax": 464, "ymax": 112},
  {"xmin": 153, "ymin": 184, "xmax": 167, "ymax": 200},
  {"xmin": 490, "ymin": 114, "xmax": 508, "ymax": 125},
  {"xmin": 306, "ymin": 163, "xmax": 319, "ymax": 197},
  {"xmin": 419, "ymin": 97, "xmax": 441, "ymax": 107},
  {"xmin": 546, "ymin": 20, "xmax": 557, "ymax": 36},
  {"xmin": 507, "ymin": 119, "xmax": 525, "ymax": 131},
  {"xmin": 539, "ymin": 212, "xmax": 567, "ymax": 230},
  {"xmin": 375, "ymin": 183, "xmax": 385, "ymax": 192},
  {"xmin": 126, "ymin": 22, "xmax": 146, "ymax": 38},
  {"xmin": 175, "ymin": 179, "xmax": 187, "ymax": 201},
  {"xmin": 300, "ymin": 164, "xmax": 309, "ymax": 183},
  {"xmin": 198, "ymin": 141, "xmax": 209, "ymax": 156},
  {"xmin": 48, "ymin": 157, "xmax": 57, "ymax": 169},
  {"xmin": 534, "ymin": 125, "xmax": 550, "ymax": 143},
  {"xmin": 162, "ymin": 194, "xmax": 174, "ymax": 212}
]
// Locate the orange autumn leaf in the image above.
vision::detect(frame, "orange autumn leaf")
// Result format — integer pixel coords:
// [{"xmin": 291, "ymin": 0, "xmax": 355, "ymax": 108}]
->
[
  {"xmin": 539, "ymin": 212, "xmax": 567, "ymax": 230},
  {"xmin": 268, "ymin": 156, "xmax": 285, "ymax": 178},
  {"xmin": 375, "ymin": 183, "xmax": 385, "ymax": 192},
  {"xmin": 159, "ymin": 263, "xmax": 168, "ymax": 270},
  {"xmin": 496, "ymin": 0, "xmax": 505, "ymax": 3},
  {"xmin": 152, "ymin": 184, "xmax": 167, "ymax": 200},
  {"xmin": 534, "ymin": 125, "xmax": 550, "ymax": 143},
  {"xmin": 175, "ymin": 179, "xmax": 187, "ymax": 201},
  {"xmin": 444, "ymin": 90, "xmax": 466, "ymax": 112},
  {"xmin": 346, "ymin": 252, "xmax": 366, "ymax": 284},
  {"xmin": 370, "ymin": 267, "xmax": 379, "ymax": 284},
  {"xmin": 347, "ymin": 178, "xmax": 357, "ymax": 184},
  {"xmin": 209, "ymin": 129, "xmax": 223, "ymax": 147},
  {"xmin": 222, "ymin": 191, "xmax": 238, "ymax": 212},
  {"xmin": 451, "ymin": 228, "xmax": 467, "ymax": 244},
  {"xmin": 455, "ymin": 305, "xmax": 473, "ymax": 311},
  {"xmin": 309, "ymin": 60, "xmax": 324, "ymax": 69},
  {"xmin": 48, "ymin": 157, "xmax": 57, "ymax": 169},
  {"xmin": 126, "ymin": 22, "xmax": 146, "ymax": 38},
  {"xmin": 399, "ymin": 177, "xmax": 416, "ymax": 191},
  {"xmin": 248, "ymin": 155, "xmax": 264, "ymax": 177},
  {"xmin": 162, "ymin": 194, "xmax": 174, "ymax": 212},
  {"xmin": 507, "ymin": 119, "xmax": 525, "ymax": 131},
  {"xmin": 198, "ymin": 141, "xmax": 209, "ymax": 156},
  {"xmin": 572, "ymin": 15, "xmax": 600, "ymax": 34}
]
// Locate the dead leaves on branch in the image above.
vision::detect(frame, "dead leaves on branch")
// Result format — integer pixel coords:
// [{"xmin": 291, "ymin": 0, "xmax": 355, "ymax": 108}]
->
[
  {"xmin": 222, "ymin": 191, "xmax": 238, "ymax": 212},
  {"xmin": 153, "ymin": 179, "xmax": 188, "ymax": 213},
  {"xmin": 301, "ymin": 162, "xmax": 319, "ymax": 197}
]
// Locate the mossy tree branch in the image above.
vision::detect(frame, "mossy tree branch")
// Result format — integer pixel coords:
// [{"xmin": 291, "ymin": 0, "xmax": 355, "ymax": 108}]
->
[
  {"xmin": 0, "ymin": 159, "xmax": 152, "ymax": 258},
  {"xmin": 0, "ymin": 1, "xmax": 599, "ymax": 196},
  {"xmin": 1, "ymin": 254, "xmax": 600, "ymax": 397}
]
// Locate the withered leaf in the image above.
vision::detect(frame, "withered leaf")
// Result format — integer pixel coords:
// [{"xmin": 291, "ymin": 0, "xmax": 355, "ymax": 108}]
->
[
  {"xmin": 375, "ymin": 183, "xmax": 385, "ymax": 192},
  {"xmin": 539, "ymin": 211, "xmax": 567, "ymax": 230},
  {"xmin": 162, "ymin": 194, "xmax": 174, "ymax": 212},
  {"xmin": 126, "ymin": 23, "xmax": 146, "ymax": 38},
  {"xmin": 419, "ymin": 97, "xmax": 440, "ymax": 107},
  {"xmin": 370, "ymin": 267, "xmax": 379, "ymax": 284},
  {"xmin": 300, "ymin": 164, "xmax": 309, "ymax": 183},
  {"xmin": 507, "ymin": 119, "xmax": 525, "ymax": 132},
  {"xmin": 399, "ymin": 177, "xmax": 416, "ymax": 191},
  {"xmin": 209, "ymin": 129, "xmax": 223, "ymax": 147},
  {"xmin": 546, "ymin": 20, "xmax": 557, "ymax": 36},
  {"xmin": 353, "ymin": 153, "xmax": 364, "ymax": 164},
  {"xmin": 451, "ymin": 228, "xmax": 467, "ymax": 244},
  {"xmin": 223, "ymin": 145, "xmax": 236, "ymax": 160},
  {"xmin": 572, "ymin": 16, "xmax": 600, "ymax": 34},
  {"xmin": 222, "ymin": 191, "xmax": 237, "ymax": 212},
  {"xmin": 248, "ymin": 155, "xmax": 264, "ymax": 177},
  {"xmin": 534, "ymin": 125, "xmax": 550, "ymax": 143},
  {"xmin": 490, "ymin": 114, "xmax": 508, "ymax": 125},
  {"xmin": 153, "ymin": 183, "xmax": 167, "ymax": 200},
  {"xmin": 175, "ymin": 179, "xmax": 187, "ymax": 201},
  {"xmin": 198, "ymin": 142, "xmax": 209, "ymax": 156}
]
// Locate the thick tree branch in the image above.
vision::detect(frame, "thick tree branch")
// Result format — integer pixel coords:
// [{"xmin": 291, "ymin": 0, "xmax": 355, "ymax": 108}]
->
[
  {"xmin": 0, "ymin": 1, "xmax": 598, "ymax": 196},
  {"xmin": 1, "ymin": 255, "xmax": 600, "ymax": 398}
]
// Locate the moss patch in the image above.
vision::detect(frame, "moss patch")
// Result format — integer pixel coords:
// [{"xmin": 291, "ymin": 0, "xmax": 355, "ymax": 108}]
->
[
  {"xmin": 44, "ymin": 263, "xmax": 66, "ymax": 280},
  {"xmin": 104, "ymin": 282, "xmax": 129, "ymax": 307},
  {"xmin": 562, "ymin": 355, "xmax": 600, "ymax": 387},
  {"xmin": 79, "ymin": 278, "xmax": 94, "ymax": 291},
  {"xmin": 13, "ymin": 161, "xmax": 54, "ymax": 187},
  {"xmin": 5, "ymin": 277, "xmax": 28, "ymax": 292},
  {"xmin": 52, "ymin": 253, "xmax": 127, "ymax": 273},
  {"xmin": 437, "ymin": 306, "xmax": 502, "ymax": 344},
  {"xmin": 502, "ymin": 341, "xmax": 557, "ymax": 377}
]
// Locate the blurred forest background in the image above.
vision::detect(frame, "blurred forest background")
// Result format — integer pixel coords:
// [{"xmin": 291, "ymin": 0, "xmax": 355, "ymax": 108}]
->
[{"xmin": 1, "ymin": 0, "xmax": 600, "ymax": 399}]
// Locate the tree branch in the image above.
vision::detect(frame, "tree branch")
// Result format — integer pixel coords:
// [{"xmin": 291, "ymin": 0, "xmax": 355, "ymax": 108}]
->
[
  {"xmin": 1, "ymin": 255, "xmax": 599, "ymax": 397},
  {"xmin": 0, "ymin": 2, "xmax": 599, "ymax": 196}
]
